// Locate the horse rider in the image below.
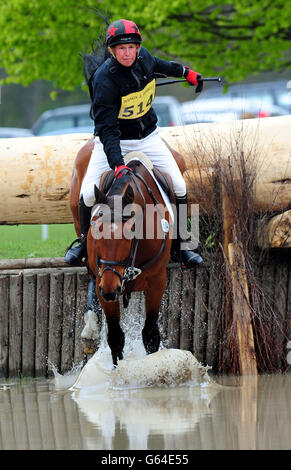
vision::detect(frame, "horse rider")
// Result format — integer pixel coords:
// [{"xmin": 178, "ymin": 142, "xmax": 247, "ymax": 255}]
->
[{"xmin": 65, "ymin": 18, "xmax": 203, "ymax": 268}]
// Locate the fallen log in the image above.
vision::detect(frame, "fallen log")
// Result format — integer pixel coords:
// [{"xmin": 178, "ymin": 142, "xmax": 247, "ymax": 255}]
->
[
  {"xmin": 159, "ymin": 115, "xmax": 291, "ymax": 214},
  {"xmin": 0, "ymin": 133, "xmax": 90, "ymax": 225},
  {"xmin": 0, "ymin": 257, "xmax": 68, "ymax": 270},
  {"xmin": 257, "ymin": 209, "xmax": 291, "ymax": 249},
  {"xmin": 0, "ymin": 116, "xmax": 290, "ymax": 225}
]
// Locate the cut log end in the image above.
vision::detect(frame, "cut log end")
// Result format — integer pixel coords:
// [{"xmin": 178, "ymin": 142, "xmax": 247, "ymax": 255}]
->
[{"xmin": 257, "ymin": 210, "xmax": 291, "ymax": 249}]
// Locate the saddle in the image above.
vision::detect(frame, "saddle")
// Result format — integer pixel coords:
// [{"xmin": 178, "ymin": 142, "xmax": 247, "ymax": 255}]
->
[{"xmin": 99, "ymin": 151, "xmax": 175, "ymax": 205}]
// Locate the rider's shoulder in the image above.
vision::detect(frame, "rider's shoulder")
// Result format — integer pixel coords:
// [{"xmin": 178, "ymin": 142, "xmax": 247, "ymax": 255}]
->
[
  {"xmin": 93, "ymin": 57, "xmax": 113, "ymax": 77},
  {"xmin": 91, "ymin": 58, "xmax": 116, "ymax": 86},
  {"xmin": 139, "ymin": 46, "xmax": 154, "ymax": 60},
  {"xmin": 138, "ymin": 46, "xmax": 156, "ymax": 68}
]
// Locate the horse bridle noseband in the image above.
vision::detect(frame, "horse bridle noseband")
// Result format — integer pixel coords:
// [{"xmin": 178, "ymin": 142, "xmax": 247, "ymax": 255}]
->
[
  {"xmin": 97, "ymin": 233, "xmax": 142, "ymax": 291},
  {"xmin": 96, "ymin": 170, "xmax": 169, "ymax": 292}
]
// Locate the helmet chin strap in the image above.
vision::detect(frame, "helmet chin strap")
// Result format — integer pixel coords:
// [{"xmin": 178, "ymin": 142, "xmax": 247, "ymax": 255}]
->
[{"xmin": 108, "ymin": 47, "xmax": 116, "ymax": 59}]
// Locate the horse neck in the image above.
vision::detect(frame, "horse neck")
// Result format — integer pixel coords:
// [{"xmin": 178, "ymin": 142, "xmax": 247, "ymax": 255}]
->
[{"xmin": 132, "ymin": 166, "xmax": 156, "ymax": 205}]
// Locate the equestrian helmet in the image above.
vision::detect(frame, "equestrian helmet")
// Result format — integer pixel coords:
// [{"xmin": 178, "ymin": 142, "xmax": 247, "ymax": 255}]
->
[{"xmin": 106, "ymin": 19, "xmax": 142, "ymax": 47}]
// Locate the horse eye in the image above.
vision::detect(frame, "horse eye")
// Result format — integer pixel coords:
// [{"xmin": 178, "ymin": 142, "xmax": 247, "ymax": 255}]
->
[{"xmin": 98, "ymin": 210, "xmax": 103, "ymax": 217}]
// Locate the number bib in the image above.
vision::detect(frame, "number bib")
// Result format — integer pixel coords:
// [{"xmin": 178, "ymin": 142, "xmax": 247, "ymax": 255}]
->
[{"xmin": 118, "ymin": 79, "xmax": 156, "ymax": 120}]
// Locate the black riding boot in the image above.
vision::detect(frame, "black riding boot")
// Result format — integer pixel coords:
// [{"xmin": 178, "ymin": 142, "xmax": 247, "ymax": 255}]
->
[
  {"xmin": 64, "ymin": 196, "xmax": 92, "ymax": 266},
  {"xmin": 174, "ymin": 195, "xmax": 203, "ymax": 269}
]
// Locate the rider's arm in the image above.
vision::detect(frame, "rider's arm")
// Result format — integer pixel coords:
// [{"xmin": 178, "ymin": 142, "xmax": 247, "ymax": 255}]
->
[
  {"xmin": 91, "ymin": 71, "xmax": 124, "ymax": 170},
  {"xmin": 140, "ymin": 47, "xmax": 202, "ymax": 87}
]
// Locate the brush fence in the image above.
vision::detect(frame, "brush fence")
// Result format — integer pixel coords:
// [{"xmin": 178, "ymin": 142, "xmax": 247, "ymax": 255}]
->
[{"xmin": 0, "ymin": 257, "xmax": 290, "ymax": 378}]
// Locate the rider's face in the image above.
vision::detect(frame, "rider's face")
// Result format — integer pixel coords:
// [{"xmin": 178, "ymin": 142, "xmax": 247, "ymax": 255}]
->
[{"xmin": 110, "ymin": 43, "xmax": 139, "ymax": 67}]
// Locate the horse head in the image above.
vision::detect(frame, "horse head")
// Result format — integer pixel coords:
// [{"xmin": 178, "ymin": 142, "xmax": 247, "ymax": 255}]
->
[{"xmin": 89, "ymin": 175, "xmax": 138, "ymax": 303}]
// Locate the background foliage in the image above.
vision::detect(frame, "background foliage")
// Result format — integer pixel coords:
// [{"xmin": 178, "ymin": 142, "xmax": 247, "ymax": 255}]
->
[{"xmin": 0, "ymin": 0, "xmax": 290, "ymax": 90}]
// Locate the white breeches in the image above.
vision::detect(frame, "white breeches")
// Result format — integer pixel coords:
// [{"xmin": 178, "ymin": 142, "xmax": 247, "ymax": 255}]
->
[{"xmin": 80, "ymin": 128, "xmax": 186, "ymax": 207}]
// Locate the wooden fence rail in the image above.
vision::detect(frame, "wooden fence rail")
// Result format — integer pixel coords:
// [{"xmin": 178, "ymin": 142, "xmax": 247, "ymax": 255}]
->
[{"xmin": 0, "ymin": 256, "xmax": 290, "ymax": 378}]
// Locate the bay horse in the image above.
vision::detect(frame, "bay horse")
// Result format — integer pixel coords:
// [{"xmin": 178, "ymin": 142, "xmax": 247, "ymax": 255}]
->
[{"xmin": 70, "ymin": 138, "xmax": 186, "ymax": 366}]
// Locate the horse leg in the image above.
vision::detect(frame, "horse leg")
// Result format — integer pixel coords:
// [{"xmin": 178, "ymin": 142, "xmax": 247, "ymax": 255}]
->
[
  {"xmin": 81, "ymin": 273, "xmax": 103, "ymax": 355},
  {"xmin": 104, "ymin": 303, "xmax": 125, "ymax": 367},
  {"xmin": 142, "ymin": 275, "xmax": 167, "ymax": 354},
  {"xmin": 142, "ymin": 310, "xmax": 160, "ymax": 355}
]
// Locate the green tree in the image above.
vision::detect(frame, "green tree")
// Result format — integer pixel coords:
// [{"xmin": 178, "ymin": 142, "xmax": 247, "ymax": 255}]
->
[{"xmin": 0, "ymin": 0, "xmax": 290, "ymax": 90}]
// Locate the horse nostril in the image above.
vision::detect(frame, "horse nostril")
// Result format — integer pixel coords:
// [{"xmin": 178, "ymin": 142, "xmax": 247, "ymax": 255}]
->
[
  {"xmin": 99, "ymin": 285, "xmax": 122, "ymax": 302},
  {"xmin": 99, "ymin": 286, "xmax": 104, "ymax": 299}
]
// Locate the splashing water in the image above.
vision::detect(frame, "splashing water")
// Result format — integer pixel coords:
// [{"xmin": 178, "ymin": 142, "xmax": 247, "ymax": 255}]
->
[
  {"xmin": 48, "ymin": 360, "xmax": 84, "ymax": 391},
  {"xmin": 46, "ymin": 298, "xmax": 219, "ymax": 450},
  {"xmin": 51, "ymin": 295, "xmax": 211, "ymax": 393}
]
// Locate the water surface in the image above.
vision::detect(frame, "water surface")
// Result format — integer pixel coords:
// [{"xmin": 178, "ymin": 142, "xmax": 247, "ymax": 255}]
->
[
  {"xmin": 1, "ymin": 370, "xmax": 290, "ymax": 450},
  {"xmin": 1, "ymin": 308, "xmax": 290, "ymax": 451}
]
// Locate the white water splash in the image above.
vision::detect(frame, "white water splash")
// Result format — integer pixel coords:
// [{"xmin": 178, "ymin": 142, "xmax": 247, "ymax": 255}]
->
[
  {"xmin": 48, "ymin": 360, "xmax": 84, "ymax": 391},
  {"xmin": 110, "ymin": 349, "xmax": 210, "ymax": 390},
  {"xmin": 69, "ymin": 358, "xmax": 218, "ymax": 450},
  {"xmin": 47, "ymin": 297, "xmax": 221, "ymax": 450},
  {"xmin": 52, "ymin": 293, "xmax": 212, "ymax": 394}
]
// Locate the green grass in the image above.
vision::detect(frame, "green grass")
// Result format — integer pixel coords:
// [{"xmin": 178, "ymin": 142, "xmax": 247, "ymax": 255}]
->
[{"xmin": 0, "ymin": 224, "xmax": 76, "ymax": 259}]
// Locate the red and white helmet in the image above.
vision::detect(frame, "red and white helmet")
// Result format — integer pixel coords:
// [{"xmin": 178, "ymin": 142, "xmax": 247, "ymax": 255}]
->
[{"xmin": 106, "ymin": 19, "xmax": 142, "ymax": 47}]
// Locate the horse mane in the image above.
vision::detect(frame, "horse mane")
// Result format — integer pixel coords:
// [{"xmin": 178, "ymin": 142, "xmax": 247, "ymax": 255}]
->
[
  {"xmin": 82, "ymin": 9, "xmax": 111, "ymax": 116},
  {"xmin": 105, "ymin": 174, "xmax": 133, "ymax": 212},
  {"xmin": 107, "ymin": 174, "xmax": 131, "ymax": 196}
]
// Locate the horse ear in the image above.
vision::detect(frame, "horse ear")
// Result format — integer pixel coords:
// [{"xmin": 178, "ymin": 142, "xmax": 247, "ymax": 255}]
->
[
  {"xmin": 94, "ymin": 185, "xmax": 107, "ymax": 204},
  {"xmin": 122, "ymin": 184, "xmax": 134, "ymax": 207}
]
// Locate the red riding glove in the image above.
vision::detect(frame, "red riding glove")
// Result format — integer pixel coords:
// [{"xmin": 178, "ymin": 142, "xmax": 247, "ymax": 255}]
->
[
  {"xmin": 184, "ymin": 66, "xmax": 203, "ymax": 93},
  {"xmin": 114, "ymin": 164, "xmax": 132, "ymax": 179}
]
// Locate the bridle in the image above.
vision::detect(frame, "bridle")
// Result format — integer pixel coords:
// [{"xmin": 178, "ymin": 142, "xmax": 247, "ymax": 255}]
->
[
  {"xmin": 97, "ymin": 235, "xmax": 141, "ymax": 291},
  {"xmin": 96, "ymin": 169, "xmax": 170, "ymax": 293}
]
